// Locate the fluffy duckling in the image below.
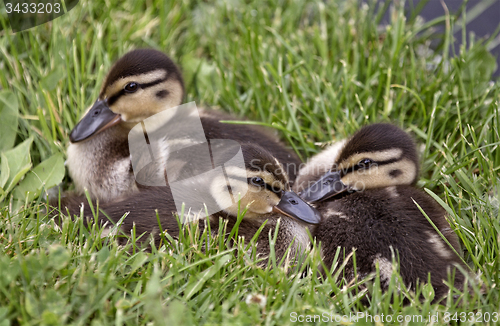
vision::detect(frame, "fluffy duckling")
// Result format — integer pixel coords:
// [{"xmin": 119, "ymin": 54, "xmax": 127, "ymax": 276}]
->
[
  {"xmin": 70, "ymin": 143, "xmax": 320, "ymax": 265},
  {"xmin": 66, "ymin": 49, "xmax": 301, "ymax": 203},
  {"xmin": 296, "ymin": 123, "xmax": 467, "ymax": 300}
]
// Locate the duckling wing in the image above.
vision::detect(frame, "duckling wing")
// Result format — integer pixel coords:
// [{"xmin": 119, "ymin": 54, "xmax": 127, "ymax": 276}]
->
[{"xmin": 199, "ymin": 112, "xmax": 302, "ymax": 182}]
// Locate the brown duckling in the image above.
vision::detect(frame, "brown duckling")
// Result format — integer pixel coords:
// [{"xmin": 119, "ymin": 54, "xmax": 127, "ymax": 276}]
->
[
  {"xmin": 69, "ymin": 143, "xmax": 320, "ymax": 266},
  {"xmin": 66, "ymin": 49, "xmax": 301, "ymax": 203},
  {"xmin": 297, "ymin": 123, "xmax": 467, "ymax": 300}
]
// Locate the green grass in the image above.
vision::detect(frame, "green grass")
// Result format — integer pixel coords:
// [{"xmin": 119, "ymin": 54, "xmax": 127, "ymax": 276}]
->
[{"xmin": 1, "ymin": 0, "xmax": 499, "ymax": 324}]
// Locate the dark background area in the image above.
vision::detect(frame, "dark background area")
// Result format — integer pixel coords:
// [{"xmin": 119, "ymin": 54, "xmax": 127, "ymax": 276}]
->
[{"xmin": 378, "ymin": 0, "xmax": 500, "ymax": 77}]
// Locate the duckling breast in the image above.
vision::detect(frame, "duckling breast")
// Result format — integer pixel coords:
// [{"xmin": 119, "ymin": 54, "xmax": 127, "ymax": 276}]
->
[{"xmin": 67, "ymin": 127, "xmax": 137, "ymax": 201}]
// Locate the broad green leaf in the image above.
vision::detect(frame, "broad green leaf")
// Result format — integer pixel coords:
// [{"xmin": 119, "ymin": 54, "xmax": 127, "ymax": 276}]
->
[
  {"xmin": 0, "ymin": 137, "xmax": 33, "ymax": 201},
  {"xmin": 0, "ymin": 90, "xmax": 19, "ymax": 152},
  {"xmin": 164, "ymin": 300, "xmax": 195, "ymax": 325},
  {"xmin": 461, "ymin": 46, "xmax": 497, "ymax": 82},
  {"xmin": 0, "ymin": 307, "xmax": 9, "ymax": 326},
  {"xmin": 0, "ymin": 153, "xmax": 10, "ymax": 189},
  {"xmin": 24, "ymin": 293, "xmax": 39, "ymax": 318},
  {"xmin": 3, "ymin": 164, "xmax": 32, "ymax": 202},
  {"xmin": 13, "ymin": 153, "xmax": 65, "ymax": 202},
  {"xmin": 181, "ymin": 55, "xmax": 217, "ymax": 92},
  {"xmin": 40, "ymin": 65, "xmax": 67, "ymax": 91},
  {"xmin": 48, "ymin": 245, "xmax": 71, "ymax": 270},
  {"xmin": 10, "ymin": 198, "xmax": 25, "ymax": 214}
]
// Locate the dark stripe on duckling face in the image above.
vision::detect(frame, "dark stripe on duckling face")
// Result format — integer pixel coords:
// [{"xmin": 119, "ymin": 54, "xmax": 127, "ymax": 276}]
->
[
  {"xmin": 300, "ymin": 124, "xmax": 421, "ymax": 203},
  {"xmin": 107, "ymin": 77, "xmax": 168, "ymax": 106},
  {"xmin": 337, "ymin": 124, "xmax": 419, "ymax": 177},
  {"xmin": 218, "ymin": 144, "xmax": 321, "ymax": 224},
  {"xmin": 243, "ymin": 147, "xmax": 289, "ymax": 189},
  {"xmin": 225, "ymin": 174, "xmax": 285, "ymax": 197},
  {"xmin": 101, "ymin": 48, "xmax": 184, "ymax": 97},
  {"xmin": 156, "ymin": 89, "xmax": 169, "ymax": 99},
  {"xmin": 301, "ymin": 154, "xmax": 413, "ymax": 202},
  {"xmin": 389, "ymin": 169, "xmax": 403, "ymax": 178},
  {"xmin": 248, "ymin": 176, "xmax": 283, "ymax": 197},
  {"xmin": 340, "ymin": 157, "xmax": 399, "ymax": 177}
]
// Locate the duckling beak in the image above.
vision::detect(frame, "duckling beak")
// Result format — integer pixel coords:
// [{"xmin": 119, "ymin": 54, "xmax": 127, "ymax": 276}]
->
[
  {"xmin": 273, "ymin": 191, "xmax": 322, "ymax": 224},
  {"xmin": 69, "ymin": 100, "xmax": 122, "ymax": 143},
  {"xmin": 299, "ymin": 170, "xmax": 348, "ymax": 202}
]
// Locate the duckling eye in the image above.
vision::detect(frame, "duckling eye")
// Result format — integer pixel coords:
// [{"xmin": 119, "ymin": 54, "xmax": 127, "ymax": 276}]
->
[
  {"xmin": 124, "ymin": 82, "xmax": 139, "ymax": 93},
  {"xmin": 249, "ymin": 177, "xmax": 265, "ymax": 187},
  {"xmin": 357, "ymin": 158, "xmax": 373, "ymax": 168}
]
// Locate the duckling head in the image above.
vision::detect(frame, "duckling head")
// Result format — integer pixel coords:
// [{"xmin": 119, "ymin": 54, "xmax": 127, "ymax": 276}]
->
[
  {"xmin": 301, "ymin": 123, "xmax": 419, "ymax": 202},
  {"xmin": 70, "ymin": 49, "xmax": 184, "ymax": 143},
  {"xmin": 212, "ymin": 144, "xmax": 321, "ymax": 224}
]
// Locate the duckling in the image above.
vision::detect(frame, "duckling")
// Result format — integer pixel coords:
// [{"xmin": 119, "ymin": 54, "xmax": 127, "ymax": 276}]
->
[
  {"xmin": 70, "ymin": 143, "xmax": 320, "ymax": 265},
  {"xmin": 297, "ymin": 123, "xmax": 467, "ymax": 300},
  {"xmin": 66, "ymin": 49, "xmax": 301, "ymax": 203}
]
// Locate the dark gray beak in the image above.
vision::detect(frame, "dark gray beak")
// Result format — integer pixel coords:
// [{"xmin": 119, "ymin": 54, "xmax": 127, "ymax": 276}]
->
[
  {"xmin": 273, "ymin": 191, "xmax": 322, "ymax": 224},
  {"xmin": 69, "ymin": 99, "xmax": 122, "ymax": 143},
  {"xmin": 299, "ymin": 170, "xmax": 348, "ymax": 202}
]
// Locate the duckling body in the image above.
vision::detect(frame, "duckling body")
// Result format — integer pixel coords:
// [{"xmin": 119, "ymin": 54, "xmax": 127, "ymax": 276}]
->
[
  {"xmin": 314, "ymin": 185, "xmax": 463, "ymax": 298},
  {"xmin": 96, "ymin": 186, "xmax": 312, "ymax": 265},
  {"xmin": 298, "ymin": 124, "xmax": 466, "ymax": 300},
  {"xmin": 66, "ymin": 49, "xmax": 300, "ymax": 203},
  {"xmin": 70, "ymin": 143, "xmax": 319, "ymax": 265}
]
